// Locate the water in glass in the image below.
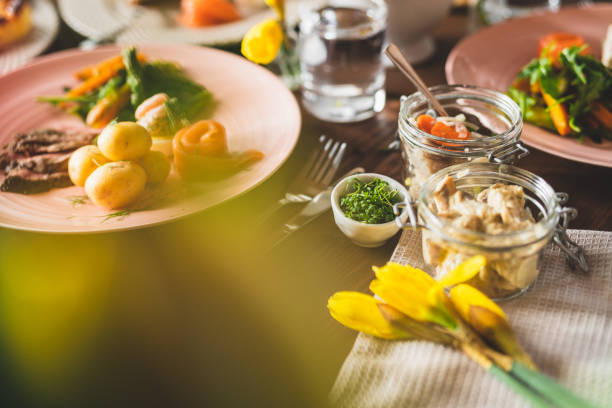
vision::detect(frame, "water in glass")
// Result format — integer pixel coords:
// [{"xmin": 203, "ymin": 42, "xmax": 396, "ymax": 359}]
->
[{"xmin": 298, "ymin": 0, "xmax": 387, "ymax": 123}]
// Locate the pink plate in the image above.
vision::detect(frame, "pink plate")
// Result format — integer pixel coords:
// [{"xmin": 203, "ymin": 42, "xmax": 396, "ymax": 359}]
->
[
  {"xmin": 446, "ymin": 4, "xmax": 612, "ymax": 168},
  {"xmin": 0, "ymin": 45, "xmax": 301, "ymax": 233}
]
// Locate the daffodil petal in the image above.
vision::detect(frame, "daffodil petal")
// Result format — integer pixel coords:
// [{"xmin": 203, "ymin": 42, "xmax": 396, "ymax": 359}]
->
[
  {"xmin": 449, "ymin": 284, "xmax": 507, "ymax": 323},
  {"xmin": 327, "ymin": 291, "xmax": 410, "ymax": 340},
  {"xmin": 467, "ymin": 305, "xmax": 536, "ymax": 369},
  {"xmin": 241, "ymin": 19, "xmax": 283, "ymax": 65},
  {"xmin": 437, "ymin": 255, "xmax": 486, "ymax": 288},
  {"xmin": 373, "ymin": 262, "xmax": 436, "ymax": 293},
  {"xmin": 265, "ymin": 0, "xmax": 285, "ymax": 19},
  {"xmin": 369, "ymin": 279, "xmax": 431, "ymax": 322}
]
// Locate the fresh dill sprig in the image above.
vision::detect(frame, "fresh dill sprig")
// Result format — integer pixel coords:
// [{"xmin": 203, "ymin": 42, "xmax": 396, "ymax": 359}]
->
[
  {"xmin": 102, "ymin": 209, "xmax": 132, "ymax": 222},
  {"xmin": 69, "ymin": 195, "xmax": 90, "ymax": 207}
]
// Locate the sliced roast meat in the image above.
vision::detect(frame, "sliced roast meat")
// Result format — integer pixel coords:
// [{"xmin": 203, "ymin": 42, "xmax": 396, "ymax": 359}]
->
[
  {"xmin": 0, "ymin": 168, "xmax": 72, "ymax": 194},
  {"xmin": 1, "ymin": 128, "xmax": 97, "ymax": 159},
  {"xmin": 5, "ymin": 152, "xmax": 71, "ymax": 174},
  {"xmin": 0, "ymin": 128, "xmax": 98, "ymax": 194}
]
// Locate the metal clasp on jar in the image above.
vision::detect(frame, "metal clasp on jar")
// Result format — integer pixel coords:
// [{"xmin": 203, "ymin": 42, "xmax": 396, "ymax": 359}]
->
[
  {"xmin": 487, "ymin": 141, "xmax": 530, "ymax": 163},
  {"xmin": 552, "ymin": 192, "xmax": 589, "ymax": 273},
  {"xmin": 393, "ymin": 200, "xmax": 426, "ymax": 230}
]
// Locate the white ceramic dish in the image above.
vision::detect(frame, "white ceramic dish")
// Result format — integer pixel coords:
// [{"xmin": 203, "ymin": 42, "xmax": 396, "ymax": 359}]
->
[
  {"xmin": 331, "ymin": 173, "xmax": 409, "ymax": 248},
  {"xmin": 0, "ymin": 0, "xmax": 59, "ymax": 75},
  {"xmin": 58, "ymin": 0, "xmax": 273, "ymax": 46}
]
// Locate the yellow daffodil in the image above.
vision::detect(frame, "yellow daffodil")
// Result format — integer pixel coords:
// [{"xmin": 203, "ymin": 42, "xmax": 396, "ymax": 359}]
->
[
  {"xmin": 241, "ymin": 18, "xmax": 283, "ymax": 65},
  {"xmin": 437, "ymin": 255, "xmax": 487, "ymax": 288},
  {"xmin": 327, "ymin": 291, "xmax": 411, "ymax": 340},
  {"xmin": 449, "ymin": 284, "xmax": 506, "ymax": 321},
  {"xmin": 377, "ymin": 303, "xmax": 456, "ymax": 345},
  {"xmin": 450, "ymin": 284, "xmax": 535, "ymax": 368},
  {"xmin": 265, "ymin": 0, "xmax": 285, "ymax": 20},
  {"xmin": 370, "ymin": 263, "xmax": 457, "ymax": 330}
]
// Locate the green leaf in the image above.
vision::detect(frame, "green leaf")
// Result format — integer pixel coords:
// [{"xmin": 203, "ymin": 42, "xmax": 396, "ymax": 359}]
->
[
  {"xmin": 560, "ymin": 45, "xmax": 588, "ymax": 84},
  {"xmin": 122, "ymin": 47, "xmax": 145, "ymax": 107},
  {"xmin": 508, "ymin": 87, "xmax": 555, "ymax": 130}
]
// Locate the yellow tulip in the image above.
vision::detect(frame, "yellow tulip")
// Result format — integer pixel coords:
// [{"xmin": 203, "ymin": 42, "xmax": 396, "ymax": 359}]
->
[
  {"xmin": 370, "ymin": 263, "xmax": 457, "ymax": 329},
  {"xmin": 265, "ymin": 0, "xmax": 285, "ymax": 19},
  {"xmin": 241, "ymin": 19, "xmax": 283, "ymax": 65},
  {"xmin": 327, "ymin": 291, "xmax": 411, "ymax": 340},
  {"xmin": 437, "ymin": 255, "xmax": 486, "ymax": 288}
]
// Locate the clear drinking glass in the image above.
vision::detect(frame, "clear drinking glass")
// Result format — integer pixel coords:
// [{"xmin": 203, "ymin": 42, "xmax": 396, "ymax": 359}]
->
[{"xmin": 297, "ymin": 0, "xmax": 387, "ymax": 123}]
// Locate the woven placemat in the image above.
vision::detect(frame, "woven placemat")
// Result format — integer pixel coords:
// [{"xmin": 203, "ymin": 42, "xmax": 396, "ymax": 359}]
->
[{"xmin": 330, "ymin": 229, "xmax": 612, "ymax": 407}]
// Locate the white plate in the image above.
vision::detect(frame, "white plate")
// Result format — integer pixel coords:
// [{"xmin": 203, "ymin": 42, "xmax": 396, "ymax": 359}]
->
[
  {"xmin": 58, "ymin": 0, "xmax": 274, "ymax": 46},
  {"xmin": 0, "ymin": 0, "xmax": 59, "ymax": 75},
  {"xmin": 0, "ymin": 44, "xmax": 301, "ymax": 233}
]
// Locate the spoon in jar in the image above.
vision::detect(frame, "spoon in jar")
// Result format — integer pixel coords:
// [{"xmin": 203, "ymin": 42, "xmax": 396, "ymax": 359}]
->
[{"xmin": 385, "ymin": 43, "xmax": 449, "ymax": 117}]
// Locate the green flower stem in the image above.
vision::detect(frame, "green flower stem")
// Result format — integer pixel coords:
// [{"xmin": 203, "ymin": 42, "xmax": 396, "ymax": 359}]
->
[
  {"xmin": 490, "ymin": 364, "xmax": 554, "ymax": 408},
  {"xmin": 510, "ymin": 362, "xmax": 599, "ymax": 408}
]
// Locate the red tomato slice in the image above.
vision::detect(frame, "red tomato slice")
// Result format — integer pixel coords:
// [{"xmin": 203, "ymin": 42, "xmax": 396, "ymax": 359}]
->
[{"xmin": 538, "ymin": 32, "xmax": 589, "ymax": 64}]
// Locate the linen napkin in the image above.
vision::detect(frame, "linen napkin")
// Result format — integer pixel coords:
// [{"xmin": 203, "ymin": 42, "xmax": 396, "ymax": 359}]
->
[{"xmin": 330, "ymin": 229, "xmax": 612, "ymax": 408}]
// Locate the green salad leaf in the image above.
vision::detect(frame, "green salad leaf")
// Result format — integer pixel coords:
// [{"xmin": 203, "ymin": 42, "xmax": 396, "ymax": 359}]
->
[
  {"xmin": 38, "ymin": 47, "xmax": 213, "ymax": 127},
  {"xmin": 509, "ymin": 44, "xmax": 612, "ymax": 143},
  {"xmin": 122, "ymin": 47, "xmax": 212, "ymax": 123}
]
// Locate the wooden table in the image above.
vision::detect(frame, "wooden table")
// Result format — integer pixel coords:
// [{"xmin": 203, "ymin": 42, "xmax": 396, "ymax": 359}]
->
[{"xmin": 1, "ymin": 6, "xmax": 611, "ymax": 408}]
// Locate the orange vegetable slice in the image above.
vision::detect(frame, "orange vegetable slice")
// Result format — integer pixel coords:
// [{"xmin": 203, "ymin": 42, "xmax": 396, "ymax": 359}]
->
[
  {"xmin": 430, "ymin": 121, "xmax": 470, "ymax": 141},
  {"xmin": 180, "ymin": 0, "xmax": 241, "ymax": 27},
  {"xmin": 416, "ymin": 114, "xmax": 436, "ymax": 134},
  {"xmin": 541, "ymin": 90, "xmax": 571, "ymax": 136},
  {"xmin": 173, "ymin": 120, "xmax": 263, "ymax": 181}
]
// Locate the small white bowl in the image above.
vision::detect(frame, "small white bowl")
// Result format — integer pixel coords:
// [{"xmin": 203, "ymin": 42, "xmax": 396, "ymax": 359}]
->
[{"xmin": 331, "ymin": 173, "xmax": 410, "ymax": 248}]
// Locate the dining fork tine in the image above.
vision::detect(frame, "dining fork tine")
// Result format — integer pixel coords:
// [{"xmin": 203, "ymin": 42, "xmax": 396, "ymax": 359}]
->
[
  {"xmin": 255, "ymin": 135, "xmax": 332, "ymax": 222},
  {"xmin": 312, "ymin": 139, "xmax": 340, "ymax": 183},
  {"xmin": 318, "ymin": 141, "xmax": 347, "ymax": 186},
  {"xmin": 292, "ymin": 134, "xmax": 327, "ymax": 182},
  {"xmin": 307, "ymin": 137, "xmax": 334, "ymax": 180}
]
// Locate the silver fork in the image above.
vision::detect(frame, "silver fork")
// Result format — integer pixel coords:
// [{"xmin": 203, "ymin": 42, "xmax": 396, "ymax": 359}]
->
[{"xmin": 259, "ymin": 135, "xmax": 347, "ymax": 222}]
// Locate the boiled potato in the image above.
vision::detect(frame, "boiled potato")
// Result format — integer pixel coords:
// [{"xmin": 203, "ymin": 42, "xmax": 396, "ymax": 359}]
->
[
  {"xmin": 150, "ymin": 138, "xmax": 173, "ymax": 157},
  {"xmin": 137, "ymin": 150, "xmax": 171, "ymax": 185},
  {"xmin": 97, "ymin": 122, "xmax": 152, "ymax": 161},
  {"xmin": 85, "ymin": 161, "xmax": 147, "ymax": 209},
  {"xmin": 68, "ymin": 145, "xmax": 110, "ymax": 187}
]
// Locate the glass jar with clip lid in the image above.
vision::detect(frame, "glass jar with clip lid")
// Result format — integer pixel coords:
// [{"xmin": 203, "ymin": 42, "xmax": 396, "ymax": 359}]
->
[
  {"xmin": 392, "ymin": 162, "xmax": 588, "ymax": 300},
  {"xmin": 398, "ymin": 84, "xmax": 530, "ymax": 200}
]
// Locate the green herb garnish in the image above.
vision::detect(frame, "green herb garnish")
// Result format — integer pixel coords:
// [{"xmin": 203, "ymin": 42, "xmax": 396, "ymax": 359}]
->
[
  {"xmin": 69, "ymin": 195, "xmax": 90, "ymax": 207},
  {"xmin": 102, "ymin": 209, "xmax": 132, "ymax": 222},
  {"xmin": 340, "ymin": 178, "xmax": 401, "ymax": 224}
]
